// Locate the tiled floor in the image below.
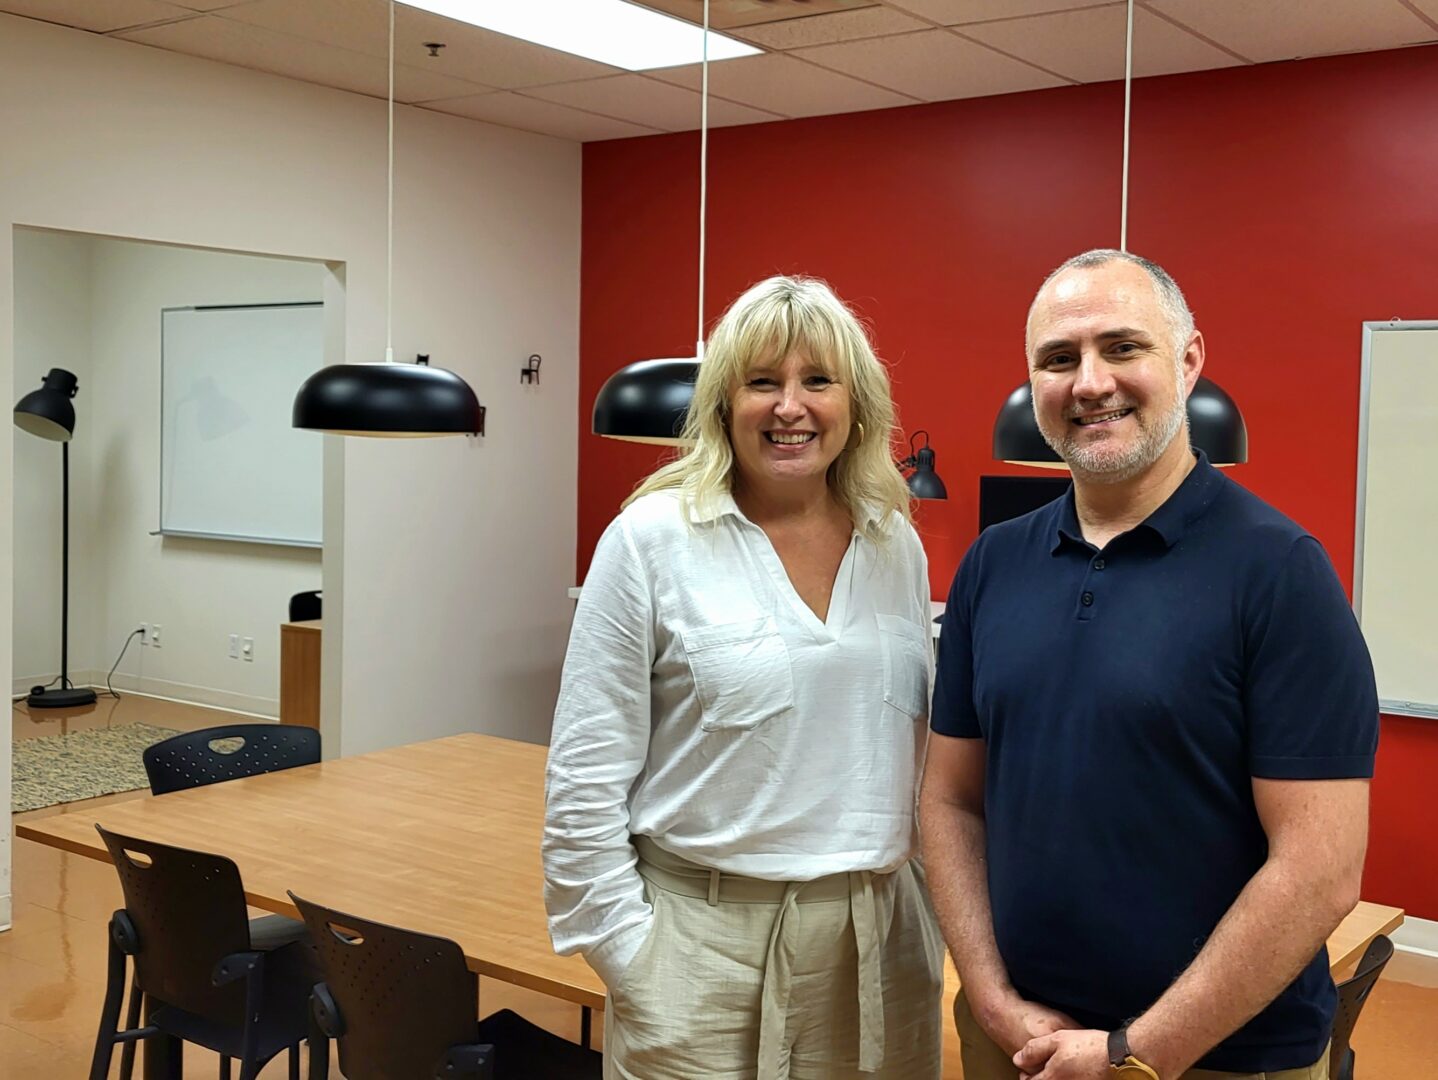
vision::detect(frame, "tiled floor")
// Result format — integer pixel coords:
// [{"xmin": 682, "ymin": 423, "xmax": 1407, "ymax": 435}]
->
[{"xmin": 6, "ymin": 695, "xmax": 1438, "ymax": 1077}]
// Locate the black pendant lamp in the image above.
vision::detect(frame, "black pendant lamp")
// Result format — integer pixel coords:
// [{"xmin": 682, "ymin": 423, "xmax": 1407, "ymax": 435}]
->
[
  {"xmin": 14, "ymin": 368, "xmax": 98, "ymax": 709},
  {"xmin": 292, "ymin": 0, "xmax": 483, "ymax": 437},
  {"xmin": 593, "ymin": 1, "xmax": 714, "ymax": 446},
  {"xmin": 592, "ymin": 357, "xmax": 698, "ymax": 445},
  {"xmin": 993, "ymin": 0, "xmax": 1246, "ymax": 469},
  {"xmin": 992, "ymin": 376, "xmax": 1249, "ymax": 467},
  {"xmin": 898, "ymin": 430, "xmax": 948, "ymax": 500}
]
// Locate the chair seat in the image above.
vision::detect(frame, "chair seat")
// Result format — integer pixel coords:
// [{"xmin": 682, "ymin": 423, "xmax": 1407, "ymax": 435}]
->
[
  {"xmin": 477, "ymin": 1009, "xmax": 602, "ymax": 1080},
  {"xmin": 250, "ymin": 913, "xmax": 309, "ymax": 951}
]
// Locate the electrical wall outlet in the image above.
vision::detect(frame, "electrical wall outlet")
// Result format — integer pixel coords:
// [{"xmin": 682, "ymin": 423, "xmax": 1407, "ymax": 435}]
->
[
  {"xmin": 139, "ymin": 622, "xmax": 149, "ymax": 645},
  {"xmin": 228, "ymin": 634, "xmax": 240, "ymax": 659},
  {"xmin": 150, "ymin": 624, "xmax": 162, "ymax": 648},
  {"xmin": 241, "ymin": 637, "xmax": 254, "ymax": 662}
]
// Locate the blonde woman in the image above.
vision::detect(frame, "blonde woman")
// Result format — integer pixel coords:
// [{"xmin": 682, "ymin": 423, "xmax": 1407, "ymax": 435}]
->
[{"xmin": 544, "ymin": 276, "xmax": 943, "ymax": 1079}]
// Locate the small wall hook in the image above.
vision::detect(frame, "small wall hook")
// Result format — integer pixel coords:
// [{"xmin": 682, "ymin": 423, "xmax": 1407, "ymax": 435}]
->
[{"xmin": 520, "ymin": 354, "xmax": 542, "ymax": 385}]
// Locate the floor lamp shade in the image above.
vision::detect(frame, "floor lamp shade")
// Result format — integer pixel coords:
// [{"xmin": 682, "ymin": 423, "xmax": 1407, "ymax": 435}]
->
[
  {"xmin": 293, "ymin": 361, "xmax": 485, "ymax": 436},
  {"xmin": 13, "ymin": 367, "xmax": 96, "ymax": 709},
  {"xmin": 992, "ymin": 375, "xmax": 1248, "ymax": 466},
  {"xmin": 592, "ymin": 357, "xmax": 699, "ymax": 445},
  {"xmin": 14, "ymin": 368, "xmax": 79, "ymax": 441}
]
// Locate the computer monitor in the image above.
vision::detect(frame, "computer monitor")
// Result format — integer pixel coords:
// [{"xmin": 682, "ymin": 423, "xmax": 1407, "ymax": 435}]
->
[{"xmin": 978, "ymin": 475, "xmax": 1071, "ymax": 531}]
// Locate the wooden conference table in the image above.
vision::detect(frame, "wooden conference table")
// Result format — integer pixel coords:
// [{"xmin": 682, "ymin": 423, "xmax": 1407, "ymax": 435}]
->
[{"xmin": 18, "ymin": 733, "xmax": 1405, "ymax": 1072}]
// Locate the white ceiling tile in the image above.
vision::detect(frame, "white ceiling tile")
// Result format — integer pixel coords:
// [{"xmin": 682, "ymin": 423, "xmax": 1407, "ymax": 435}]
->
[
  {"xmin": 0, "ymin": 0, "xmax": 193, "ymax": 32},
  {"xmin": 733, "ymin": 7, "xmax": 929, "ymax": 48},
  {"xmin": 172, "ymin": 0, "xmax": 248, "ymax": 10},
  {"xmin": 793, "ymin": 28, "xmax": 1068, "ymax": 100},
  {"xmin": 423, "ymin": 92, "xmax": 659, "ymax": 142},
  {"xmin": 1147, "ymin": 0, "xmax": 1436, "ymax": 63},
  {"xmin": 641, "ymin": 0, "xmax": 877, "ymax": 31},
  {"xmin": 116, "ymin": 15, "xmax": 495, "ymax": 103},
  {"xmin": 526, "ymin": 75, "xmax": 780, "ymax": 132},
  {"xmin": 651, "ymin": 52, "xmax": 917, "ymax": 117},
  {"xmin": 962, "ymin": 5, "xmax": 1242, "ymax": 82},
  {"xmin": 883, "ymin": 0, "xmax": 1103, "ymax": 25},
  {"xmin": 1406, "ymin": 0, "xmax": 1438, "ymax": 25},
  {"xmin": 221, "ymin": 0, "xmax": 622, "ymax": 88}
]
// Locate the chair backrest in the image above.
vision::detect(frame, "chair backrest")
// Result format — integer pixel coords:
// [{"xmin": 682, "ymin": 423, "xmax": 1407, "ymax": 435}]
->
[
  {"xmin": 291, "ymin": 893, "xmax": 481, "ymax": 1080},
  {"xmin": 1330, "ymin": 933, "xmax": 1395, "ymax": 1076},
  {"xmin": 289, "ymin": 590, "xmax": 322, "ymax": 622},
  {"xmin": 143, "ymin": 724, "xmax": 321, "ymax": 796},
  {"xmin": 97, "ymin": 826, "xmax": 255, "ymax": 1027}
]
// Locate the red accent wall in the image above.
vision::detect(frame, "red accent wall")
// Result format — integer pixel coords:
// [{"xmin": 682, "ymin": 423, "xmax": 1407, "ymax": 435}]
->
[{"xmin": 578, "ymin": 47, "xmax": 1438, "ymax": 919}]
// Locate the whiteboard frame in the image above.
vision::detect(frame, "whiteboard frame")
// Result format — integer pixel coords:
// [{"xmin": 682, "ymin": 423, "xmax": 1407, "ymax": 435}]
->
[
  {"xmin": 1353, "ymin": 319, "xmax": 1438, "ymax": 720},
  {"xmin": 158, "ymin": 301, "xmax": 324, "ymax": 550}
]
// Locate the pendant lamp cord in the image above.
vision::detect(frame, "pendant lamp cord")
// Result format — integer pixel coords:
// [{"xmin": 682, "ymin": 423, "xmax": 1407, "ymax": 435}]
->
[
  {"xmin": 1120, "ymin": 0, "xmax": 1134, "ymax": 252},
  {"xmin": 696, "ymin": 0, "xmax": 710, "ymax": 362},
  {"xmin": 386, "ymin": 0, "xmax": 395, "ymax": 363}
]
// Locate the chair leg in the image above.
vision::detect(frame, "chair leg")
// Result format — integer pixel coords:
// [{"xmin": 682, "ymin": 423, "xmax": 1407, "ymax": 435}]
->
[
  {"xmin": 289, "ymin": 1044, "xmax": 300, "ymax": 1080},
  {"xmin": 220, "ymin": 1057, "xmax": 232, "ymax": 1080},
  {"xmin": 90, "ymin": 931, "xmax": 129, "ymax": 1080},
  {"xmin": 140, "ymin": 992, "xmax": 183, "ymax": 1080},
  {"xmin": 306, "ymin": 1010, "xmax": 330, "ymax": 1080},
  {"xmin": 119, "ymin": 980, "xmax": 143, "ymax": 1080}
]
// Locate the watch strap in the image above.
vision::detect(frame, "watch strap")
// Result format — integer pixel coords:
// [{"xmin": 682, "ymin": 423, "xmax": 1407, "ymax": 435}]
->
[{"xmin": 1107, "ymin": 1026, "xmax": 1132, "ymax": 1068}]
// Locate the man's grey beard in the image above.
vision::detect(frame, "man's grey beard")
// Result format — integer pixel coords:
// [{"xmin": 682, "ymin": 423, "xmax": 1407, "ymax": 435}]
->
[{"xmin": 1039, "ymin": 371, "xmax": 1189, "ymax": 484}]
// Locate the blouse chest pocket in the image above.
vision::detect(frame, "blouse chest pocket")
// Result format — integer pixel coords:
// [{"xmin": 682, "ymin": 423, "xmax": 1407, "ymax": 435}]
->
[
  {"xmin": 878, "ymin": 614, "xmax": 931, "ymax": 721},
  {"xmin": 682, "ymin": 616, "xmax": 796, "ymax": 733}
]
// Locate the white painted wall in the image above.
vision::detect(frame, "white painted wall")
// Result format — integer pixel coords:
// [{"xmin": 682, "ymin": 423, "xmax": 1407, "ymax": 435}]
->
[
  {"xmin": 1, "ymin": 14, "xmax": 581, "ymax": 931},
  {"xmin": 90, "ymin": 237, "xmax": 326, "ymax": 712}
]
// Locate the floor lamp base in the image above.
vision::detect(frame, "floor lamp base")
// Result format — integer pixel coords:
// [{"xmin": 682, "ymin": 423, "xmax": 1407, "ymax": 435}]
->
[{"xmin": 28, "ymin": 685, "xmax": 98, "ymax": 709}]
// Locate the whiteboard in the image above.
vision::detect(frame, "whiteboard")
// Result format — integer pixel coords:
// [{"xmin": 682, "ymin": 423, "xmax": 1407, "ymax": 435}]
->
[
  {"xmin": 1353, "ymin": 321, "xmax": 1438, "ymax": 719},
  {"xmin": 160, "ymin": 303, "xmax": 324, "ymax": 547}
]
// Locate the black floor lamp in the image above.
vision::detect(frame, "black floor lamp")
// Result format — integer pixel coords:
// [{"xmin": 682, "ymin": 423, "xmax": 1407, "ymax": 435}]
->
[{"xmin": 14, "ymin": 368, "xmax": 96, "ymax": 709}]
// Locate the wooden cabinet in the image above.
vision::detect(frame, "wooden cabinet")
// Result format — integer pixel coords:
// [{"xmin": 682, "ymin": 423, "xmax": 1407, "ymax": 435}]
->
[{"xmin": 279, "ymin": 619, "xmax": 321, "ymax": 729}]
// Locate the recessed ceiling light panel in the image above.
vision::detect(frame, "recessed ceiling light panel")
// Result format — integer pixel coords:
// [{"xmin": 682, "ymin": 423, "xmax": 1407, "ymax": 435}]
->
[{"xmin": 403, "ymin": 0, "xmax": 762, "ymax": 70}]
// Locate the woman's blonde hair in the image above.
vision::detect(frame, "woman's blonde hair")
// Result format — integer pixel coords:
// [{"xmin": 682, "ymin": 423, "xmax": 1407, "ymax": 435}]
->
[{"xmin": 625, "ymin": 275, "xmax": 911, "ymax": 536}]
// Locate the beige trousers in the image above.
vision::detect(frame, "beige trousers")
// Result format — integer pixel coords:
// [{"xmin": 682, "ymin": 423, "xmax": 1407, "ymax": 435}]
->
[
  {"xmin": 604, "ymin": 839, "xmax": 945, "ymax": 1080},
  {"xmin": 954, "ymin": 990, "xmax": 1330, "ymax": 1080}
]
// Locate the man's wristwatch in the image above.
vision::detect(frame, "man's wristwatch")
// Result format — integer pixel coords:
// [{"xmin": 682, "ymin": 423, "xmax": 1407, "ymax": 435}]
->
[{"xmin": 1108, "ymin": 1026, "xmax": 1160, "ymax": 1079}]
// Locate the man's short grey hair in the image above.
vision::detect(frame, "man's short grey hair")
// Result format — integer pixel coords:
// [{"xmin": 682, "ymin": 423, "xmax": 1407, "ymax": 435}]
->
[{"xmin": 1027, "ymin": 249, "xmax": 1196, "ymax": 360}]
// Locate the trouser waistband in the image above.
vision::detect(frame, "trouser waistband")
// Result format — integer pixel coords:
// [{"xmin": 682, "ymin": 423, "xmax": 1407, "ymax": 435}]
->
[{"xmin": 632, "ymin": 834, "xmax": 891, "ymax": 1076}]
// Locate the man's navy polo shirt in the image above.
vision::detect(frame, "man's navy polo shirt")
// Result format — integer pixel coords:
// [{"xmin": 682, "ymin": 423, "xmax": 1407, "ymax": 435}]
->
[{"xmin": 931, "ymin": 451, "xmax": 1379, "ymax": 1073}]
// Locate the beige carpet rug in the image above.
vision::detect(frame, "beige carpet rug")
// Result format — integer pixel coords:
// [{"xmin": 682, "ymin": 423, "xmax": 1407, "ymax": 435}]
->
[{"xmin": 12, "ymin": 723, "xmax": 180, "ymax": 812}]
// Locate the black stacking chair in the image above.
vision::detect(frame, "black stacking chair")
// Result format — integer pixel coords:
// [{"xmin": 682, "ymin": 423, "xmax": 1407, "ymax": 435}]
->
[
  {"xmin": 289, "ymin": 590, "xmax": 322, "ymax": 622},
  {"xmin": 1330, "ymin": 933, "xmax": 1394, "ymax": 1080},
  {"xmin": 92, "ymin": 826, "xmax": 316, "ymax": 1080},
  {"xmin": 291, "ymin": 893, "xmax": 602, "ymax": 1080},
  {"xmin": 143, "ymin": 723, "xmax": 320, "ymax": 796}
]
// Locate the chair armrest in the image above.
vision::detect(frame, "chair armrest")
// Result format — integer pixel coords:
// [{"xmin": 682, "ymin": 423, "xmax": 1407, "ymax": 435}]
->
[
  {"xmin": 212, "ymin": 950, "xmax": 264, "ymax": 987},
  {"xmin": 434, "ymin": 1043, "xmax": 495, "ymax": 1079}
]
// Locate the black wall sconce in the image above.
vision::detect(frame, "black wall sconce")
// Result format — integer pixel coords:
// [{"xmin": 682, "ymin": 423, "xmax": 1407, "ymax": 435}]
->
[
  {"xmin": 898, "ymin": 430, "xmax": 948, "ymax": 500},
  {"xmin": 520, "ymin": 355, "xmax": 541, "ymax": 385}
]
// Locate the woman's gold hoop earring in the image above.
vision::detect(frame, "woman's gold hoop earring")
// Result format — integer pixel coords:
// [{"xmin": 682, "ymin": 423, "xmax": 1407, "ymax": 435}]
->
[{"xmin": 846, "ymin": 422, "xmax": 865, "ymax": 451}]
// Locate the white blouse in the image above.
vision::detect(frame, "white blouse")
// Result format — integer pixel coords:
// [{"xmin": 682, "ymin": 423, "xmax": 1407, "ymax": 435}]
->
[{"xmin": 543, "ymin": 490, "xmax": 933, "ymax": 987}]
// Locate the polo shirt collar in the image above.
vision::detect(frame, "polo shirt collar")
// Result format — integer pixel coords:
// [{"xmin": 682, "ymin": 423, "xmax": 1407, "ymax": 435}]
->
[{"xmin": 1051, "ymin": 449, "xmax": 1223, "ymax": 554}]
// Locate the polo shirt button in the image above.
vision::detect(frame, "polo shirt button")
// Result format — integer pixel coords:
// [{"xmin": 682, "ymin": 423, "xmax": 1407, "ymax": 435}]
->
[
  {"xmin": 1093, "ymin": 558, "xmax": 1105, "ymax": 570},
  {"xmin": 1081, "ymin": 591, "xmax": 1094, "ymax": 606}
]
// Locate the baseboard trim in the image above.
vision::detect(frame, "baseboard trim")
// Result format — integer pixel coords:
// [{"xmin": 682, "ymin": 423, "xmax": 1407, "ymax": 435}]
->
[
  {"xmin": 1392, "ymin": 914, "xmax": 1438, "ymax": 958},
  {"xmin": 12, "ymin": 671, "xmax": 276, "ymax": 720},
  {"xmin": 0, "ymin": 892, "xmax": 12, "ymax": 933}
]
